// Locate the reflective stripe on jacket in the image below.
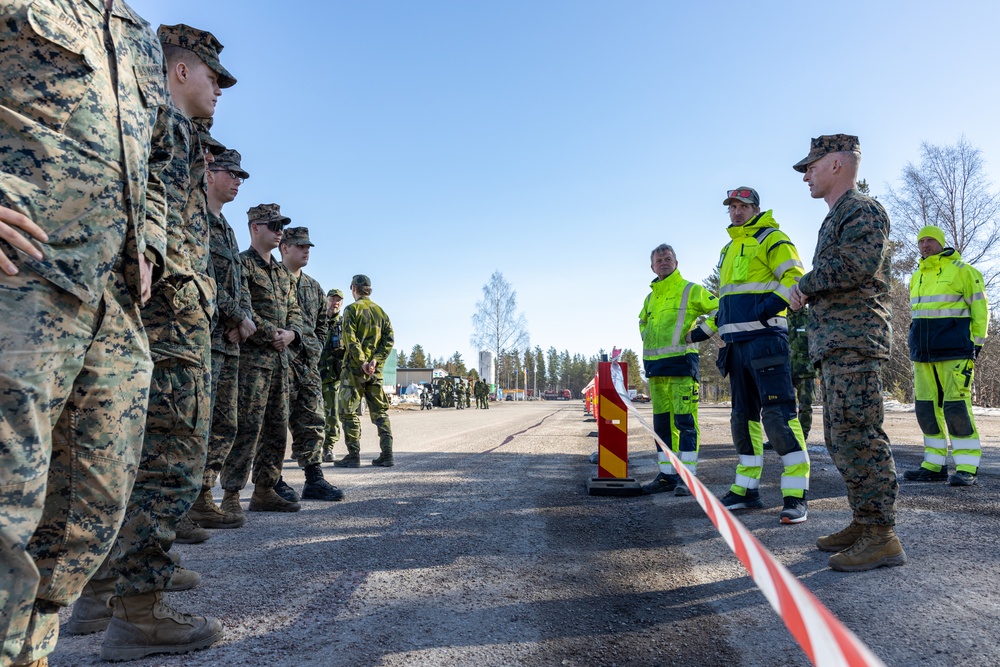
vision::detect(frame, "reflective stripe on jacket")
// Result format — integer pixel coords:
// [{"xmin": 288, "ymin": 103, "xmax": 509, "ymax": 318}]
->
[
  {"xmin": 640, "ymin": 269, "xmax": 719, "ymax": 379},
  {"xmin": 909, "ymin": 248, "xmax": 989, "ymax": 362}
]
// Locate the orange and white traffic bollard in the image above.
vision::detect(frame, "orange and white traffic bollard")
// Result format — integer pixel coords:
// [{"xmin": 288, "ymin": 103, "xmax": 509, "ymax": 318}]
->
[{"xmin": 587, "ymin": 361, "xmax": 642, "ymax": 496}]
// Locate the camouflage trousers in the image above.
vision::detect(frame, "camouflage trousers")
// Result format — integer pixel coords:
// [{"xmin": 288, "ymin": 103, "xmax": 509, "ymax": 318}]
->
[
  {"xmin": 0, "ymin": 269, "xmax": 150, "ymax": 665},
  {"xmin": 322, "ymin": 379, "xmax": 342, "ymax": 450},
  {"xmin": 203, "ymin": 350, "xmax": 239, "ymax": 489},
  {"xmin": 793, "ymin": 375, "xmax": 817, "ymax": 439},
  {"xmin": 339, "ymin": 374, "xmax": 392, "ymax": 456},
  {"xmin": 221, "ymin": 361, "xmax": 288, "ymax": 491},
  {"xmin": 105, "ymin": 359, "xmax": 210, "ymax": 597},
  {"xmin": 820, "ymin": 351, "xmax": 898, "ymax": 526},
  {"xmin": 289, "ymin": 364, "xmax": 325, "ymax": 468}
]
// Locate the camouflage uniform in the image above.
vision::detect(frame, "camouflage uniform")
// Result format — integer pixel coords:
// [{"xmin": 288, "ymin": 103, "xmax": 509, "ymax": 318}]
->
[
  {"xmin": 321, "ymin": 289, "xmax": 346, "ymax": 453},
  {"xmin": 788, "ymin": 307, "xmax": 817, "ymax": 440},
  {"xmin": 204, "ymin": 150, "xmax": 252, "ymax": 490},
  {"xmin": 220, "ymin": 205, "xmax": 303, "ymax": 493},
  {"xmin": 794, "ymin": 136, "xmax": 897, "ymax": 527},
  {"xmin": 282, "ymin": 228, "xmax": 328, "ymax": 468},
  {"xmin": 0, "ymin": 3, "xmax": 168, "ymax": 662},
  {"xmin": 339, "ymin": 277, "xmax": 395, "ymax": 461}
]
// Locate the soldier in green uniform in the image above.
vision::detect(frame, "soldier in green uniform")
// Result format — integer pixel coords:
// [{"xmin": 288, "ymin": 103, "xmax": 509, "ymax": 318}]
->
[
  {"xmin": 788, "ymin": 307, "xmax": 816, "ymax": 441},
  {"xmin": 94, "ymin": 25, "xmax": 233, "ymax": 660},
  {"xmin": 456, "ymin": 379, "xmax": 465, "ymax": 410},
  {"xmin": 322, "ymin": 289, "xmax": 346, "ymax": 462},
  {"xmin": 221, "ymin": 204, "xmax": 303, "ymax": 511},
  {"xmin": 276, "ymin": 228, "xmax": 343, "ymax": 501},
  {"xmin": 0, "ymin": 4, "xmax": 169, "ymax": 663},
  {"xmin": 792, "ymin": 134, "xmax": 905, "ymax": 572},
  {"xmin": 187, "ymin": 146, "xmax": 253, "ymax": 529},
  {"xmin": 335, "ymin": 275, "xmax": 395, "ymax": 467}
]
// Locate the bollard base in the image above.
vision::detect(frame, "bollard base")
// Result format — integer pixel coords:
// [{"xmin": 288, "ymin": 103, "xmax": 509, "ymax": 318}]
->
[{"xmin": 587, "ymin": 477, "xmax": 643, "ymax": 497}]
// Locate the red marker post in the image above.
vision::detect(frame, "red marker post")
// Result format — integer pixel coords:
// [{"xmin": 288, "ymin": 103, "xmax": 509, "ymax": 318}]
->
[{"xmin": 586, "ymin": 361, "xmax": 642, "ymax": 496}]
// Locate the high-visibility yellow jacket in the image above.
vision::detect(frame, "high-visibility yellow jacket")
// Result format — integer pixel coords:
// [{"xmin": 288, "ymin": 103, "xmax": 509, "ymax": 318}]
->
[
  {"xmin": 639, "ymin": 268, "xmax": 719, "ymax": 379},
  {"xmin": 909, "ymin": 248, "xmax": 989, "ymax": 362},
  {"xmin": 694, "ymin": 210, "xmax": 804, "ymax": 344}
]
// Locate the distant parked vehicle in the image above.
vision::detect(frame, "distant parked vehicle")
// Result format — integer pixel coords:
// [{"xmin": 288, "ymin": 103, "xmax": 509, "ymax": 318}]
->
[{"xmin": 542, "ymin": 389, "xmax": 572, "ymax": 400}]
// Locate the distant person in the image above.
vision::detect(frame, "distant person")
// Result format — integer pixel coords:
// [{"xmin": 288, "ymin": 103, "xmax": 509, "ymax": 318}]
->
[
  {"xmin": 335, "ymin": 275, "xmax": 396, "ymax": 467},
  {"xmin": 321, "ymin": 288, "xmax": 346, "ymax": 461},
  {"xmin": 791, "ymin": 134, "xmax": 905, "ymax": 572},
  {"xmin": 904, "ymin": 225, "xmax": 988, "ymax": 486},
  {"xmin": 788, "ymin": 307, "xmax": 817, "ymax": 442},
  {"xmin": 277, "ymin": 227, "xmax": 343, "ymax": 501},
  {"xmin": 690, "ymin": 187, "xmax": 810, "ymax": 524},
  {"xmin": 638, "ymin": 244, "xmax": 719, "ymax": 496}
]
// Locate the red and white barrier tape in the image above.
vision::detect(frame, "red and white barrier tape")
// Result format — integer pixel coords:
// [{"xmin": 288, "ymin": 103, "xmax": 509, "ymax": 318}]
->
[{"xmin": 610, "ymin": 359, "xmax": 886, "ymax": 667}]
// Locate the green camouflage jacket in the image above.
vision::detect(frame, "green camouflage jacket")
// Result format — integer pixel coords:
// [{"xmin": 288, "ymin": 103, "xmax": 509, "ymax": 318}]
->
[
  {"xmin": 341, "ymin": 296, "xmax": 394, "ymax": 382},
  {"xmin": 286, "ymin": 268, "xmax": 327, "ymax": 383},
  {"xmin": 239, "ymin": 247, "xmax": 303, "ymax": 370},
  {"xmin": 209, "ymin": 210, "xmax": 252, "ymax": 356}
]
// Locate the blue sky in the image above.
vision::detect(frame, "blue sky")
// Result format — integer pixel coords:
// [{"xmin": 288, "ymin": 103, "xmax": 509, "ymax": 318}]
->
[{"xmin": 130, "ymin": 0, "xmax": 1000, "ymax": 373}]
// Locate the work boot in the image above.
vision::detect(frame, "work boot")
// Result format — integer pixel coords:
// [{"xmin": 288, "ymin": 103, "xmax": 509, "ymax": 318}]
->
[
  {"xmin": 165, "ymin": 566, "xmax": 201, "ymax": 592},
  {"xmin": 720, "ymin": 488, "xmax": 763, "ymax": 510},
  {"xmin": 100, "ymin": 591, "xmax": 223, "ymax": 661},
  {"xmin": 174, "ymin": 515, "xmax": 209, "ymax": 545},
  {"xmin": 274, "ymin": 477, "xmax": 300, "ymax": 503},
  {"xmin": 220, "ymin": 490, "xmax": 245, "ymax": 524},
  {"xmin": 902, "ymin": 466, "xmax": 948, "ymax": 482},
  {"xmin": 333, "ymin": 453, "xmax": 361, "ymax": 468},
  {"xmin": 828, "ymin": 524, "xmax": 907, "ymax": 572},
  {"xmin": 301, "ymin": 464, "xmax": 345, "ymax": 501},
  {"xmin": 248, "ymin": 486, "xmax": 301, "ymax": 512},
  {"xmin": 674, "ymin": 482, "xmax": 691, "ymax": 497},
  {"xmin": 949, "ymin": 470, "xmax": 978, "ymax": 486},
  {"xmin": 641, "ymin": 473, "xmax": 678, "ymax": 495},
  {"xmin": 371, "ymin": 454, "xmax": 395, "ymax": 467},
  {"xmin": 66, "ymin": 576, "xmax": 116, "ymax": 635},
  {"xmin": 816, "ymin": 521, "xmax": 864, "ymax": 553},
  {"xmin": 188, "ymin": 487, "xmax": 245, "ymax": 529},
  {"xmin": 779, "ymin": 495, "xmax": 808, "ymax": 524}
]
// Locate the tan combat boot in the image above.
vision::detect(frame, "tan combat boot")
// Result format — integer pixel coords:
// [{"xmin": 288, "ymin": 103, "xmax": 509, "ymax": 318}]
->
[
  {"xmin": 66, "ymin": 576, "xmax": 116, "ymax": 635},
  {"xmin": 188, "ymin": 487, "xmax": 245, "ymax": 529},
  {"xmin": 248, "ymin": 485, "xmax": 301, "ymax": 512},
  {"xmin": 816, "ymin": 521, "xmax": 864, "ymax": 553},
  {"xmin": 174, "ymin": 515, "xmax": 210, "ymax": 544},
  {"xmin": 165, "ymin": 566, "xmax": 201, "ymax": 592},
  {"xmin": 828, "ymin": 524, "xmax": 907, "ymax": 572},
  {"xmin": 220, "ymin": 489, "xmax": 246, "ymax": 523},
  {"xmin": 100, "ymin": 591, "xmax": 223, "ymax": 661}
]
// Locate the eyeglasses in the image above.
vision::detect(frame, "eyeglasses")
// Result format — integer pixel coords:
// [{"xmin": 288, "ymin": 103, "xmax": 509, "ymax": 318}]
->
[
  {"xmin": 727, "ymin": 189, "xmax": 754, "ymax": 199},
  {"xmin": 210, "ymin": 169, "xmax": 245, "ymax": 185}
]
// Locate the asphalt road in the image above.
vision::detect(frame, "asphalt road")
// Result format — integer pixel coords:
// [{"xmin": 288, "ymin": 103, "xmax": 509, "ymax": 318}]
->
[{"xmin": 50, "ymin": 400, "xmax": 1000, "ymax": 666}]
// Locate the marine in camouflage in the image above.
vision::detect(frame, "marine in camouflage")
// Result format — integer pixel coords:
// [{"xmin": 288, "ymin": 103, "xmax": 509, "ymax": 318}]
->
[
  {"xmin": 0, "ymin": 2, "xmax": 168, "ymax": 662},
  {"xmin": 339, "ymin": 278, "xmax": 395, "ymax": 458},
  {"xmin": 221, "ymin": 237, "xmax": 302, "ymax": 492}
]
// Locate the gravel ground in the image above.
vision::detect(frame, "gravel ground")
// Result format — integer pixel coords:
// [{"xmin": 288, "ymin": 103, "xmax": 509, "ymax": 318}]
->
[{"xmin": 49, "ymin": 400, "xmax": 1000, "ymax": 667}]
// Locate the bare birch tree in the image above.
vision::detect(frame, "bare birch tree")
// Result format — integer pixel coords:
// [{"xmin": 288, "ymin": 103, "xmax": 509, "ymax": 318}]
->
[{"xmin": 470, "ymin": 271, "xmax": 529, "ymax": 382}]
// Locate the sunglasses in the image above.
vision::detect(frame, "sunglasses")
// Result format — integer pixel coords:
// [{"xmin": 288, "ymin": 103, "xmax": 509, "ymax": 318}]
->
[
  {"xmin": 253, "ymin": 220, "xmax": 284, "ymax": 233},
  {"xmin": 727, "ymin": 189, "xmax": 755, "ymax": 199}
]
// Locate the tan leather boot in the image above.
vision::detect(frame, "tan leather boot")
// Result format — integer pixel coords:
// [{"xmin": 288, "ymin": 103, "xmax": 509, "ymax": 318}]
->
[
  {"xmin": 220, "ymin": 489, "xmax": 246, "ymax": 521},
  {"xmin": 65, "ymin": 576, "xmax": 116, "ymax": 635},
  {"xmin": 100, "ymin": 591, "xmax": 223, "ymax": 661},
  {"xmin": 164, "ymin": 566, "xmax": 201, "ymax": 592},
  {"xmin": 188, "ymin": 487, "xmax": 245, "ymax": 529},
  {"xmin": 248, "ymin": 485, "xmax": 301, "ymax": 512},
  {"xmin": 816, "ymin": 521, "xmax": 864, "ymax": 553},
  {"xmin": 828, "ymin": 524, "xmax": 906, "ymax": 572}
]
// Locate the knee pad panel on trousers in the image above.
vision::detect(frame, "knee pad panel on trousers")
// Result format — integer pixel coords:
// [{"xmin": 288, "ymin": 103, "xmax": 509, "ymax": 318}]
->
[
  {"xmin": 674, "ymin": 413, "xmax": 696, "ymax": 451},
  {"xmin": 943, "ymin": 401, "xmax": 974, "ymax": 437},
  {"xmin": 914, "ymin": 400, "xmax": 940, "ymax": 435},
  {"xmin": 653, "ymin": 412, "xmax": 673, "ymax": 449}
]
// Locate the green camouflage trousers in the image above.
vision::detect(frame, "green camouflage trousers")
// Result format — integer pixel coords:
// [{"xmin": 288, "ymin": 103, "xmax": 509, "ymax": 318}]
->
[
  {"xmin": 793, "ymin": 375, "xmax": 816, "ymax": 439},
  {"xmin": 204, "ymin": 350, "xmax": 239, "ymax": 488},
  {"xmin": 322, "ymin": 379, "xmax": 342, "ymax": 449},
  {"xmin": 106, "ymin": 360, "xmax": 210, "ymax": 596},
  {"xmin": 338, "ymin": 373, "xmax": 392, "ymax": 456},
  {"xmin": 0, "ymin": 270, "xmax": 150, "ymax": 665},
  {"xmin": 221, "ymin": 361, "xmax": 288, "ymax": 491},
  {"xmin": 820, "ymin": 351, "xmax": 898, "ymax": 526},
  {"xmin": 289, "ymin": 363, "xmax": 324, "ymax": 467}
]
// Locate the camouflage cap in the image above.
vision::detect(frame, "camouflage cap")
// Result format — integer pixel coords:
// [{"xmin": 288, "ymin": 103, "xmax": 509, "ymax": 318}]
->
[
  {"xmin": 247, "ymin": 203, "xmax": 290, "ymax": 226},
  {"xmin": 191, "ymin": 117, "xmax": 226, "ymax": 155},
  {"xmin": 793, "ymin": 134, "xmax": 861, "ymax": 173},
  {"xmin": 157, "ymin": 23, "xmax": 237, "ymax": 89},
  {"xmin": 327, "ymin": 288, "xmax": 344, "ymax": 299},
  {"xmin": 282, "ymin": 226, "xmax": 314, "ymax": 247},
  {"xmin": 351, "ymin": 274, "xmax": 372, "ymax": 288},
  {"xmin": 723, "ymin": 186, "xmax": 760, "ymax": 207},
  {"xmin": 212, "ymin": 149, "xmax": 249, "ymax": 179}
]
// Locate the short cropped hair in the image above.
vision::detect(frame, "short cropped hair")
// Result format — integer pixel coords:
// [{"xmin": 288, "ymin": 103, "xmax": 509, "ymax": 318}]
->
[{"xmin": 650, "ymin": 243, "xmax": 676, "ymax": 262}]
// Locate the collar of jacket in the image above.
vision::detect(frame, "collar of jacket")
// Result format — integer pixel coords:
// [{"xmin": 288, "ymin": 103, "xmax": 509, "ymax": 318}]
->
[
  {"xmin": 650, "ymin": 268, "xmax": 685, "ymax": 290},
  {"xmin": 727, "ymin": 209, "xmax": 778, "ymax": 240},
  {"xmin": 919, "ymin": 247, "xmax": 959, "ymax": 270}
]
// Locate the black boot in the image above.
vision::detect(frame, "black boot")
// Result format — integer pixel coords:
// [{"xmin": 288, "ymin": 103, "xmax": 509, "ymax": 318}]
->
[
  {"xmin": 302, "ymin": 464, "xmax": 345, "ymax": 501},
  {"xmin": 274, "ymin": 477, "xmax": 300, "ymax": 503},
  {"xmin": 333, "ymin": 452, "xmax": 361, "ymax": 468}
]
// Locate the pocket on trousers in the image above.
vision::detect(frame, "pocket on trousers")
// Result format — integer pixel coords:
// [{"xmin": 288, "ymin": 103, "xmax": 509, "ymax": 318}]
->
[
  {"xmin": 838, "ymin": 373, "xmax": 881, "ymax": 430},
  {"xmin": 752, "ymin": 355, "xmax": 795, "ymax": 404}
]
